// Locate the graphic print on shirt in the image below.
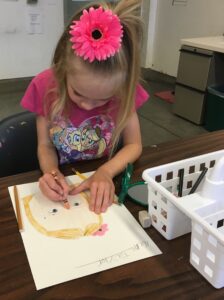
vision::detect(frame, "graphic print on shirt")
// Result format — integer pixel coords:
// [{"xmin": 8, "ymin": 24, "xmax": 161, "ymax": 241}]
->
[{"xmin": 50, "ymin": 115, "xmax": 114, "ymax": 163}]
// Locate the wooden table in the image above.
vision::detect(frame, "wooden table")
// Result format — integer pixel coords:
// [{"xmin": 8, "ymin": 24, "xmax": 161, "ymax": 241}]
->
[{"xmin": 1, "ymin": 130, "xmax": 224, "ymax": 300}]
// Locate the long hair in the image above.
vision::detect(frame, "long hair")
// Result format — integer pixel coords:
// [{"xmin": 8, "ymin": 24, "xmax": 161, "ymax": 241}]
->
[{"xmin": 50, "ymin": 0, "xmax": 143, "ymax": 156}]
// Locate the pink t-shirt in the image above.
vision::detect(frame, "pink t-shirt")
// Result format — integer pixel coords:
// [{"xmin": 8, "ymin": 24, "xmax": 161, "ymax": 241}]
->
[{"xmin": 21, "ymin": 69, "xmax": 149, "ymax": 164}]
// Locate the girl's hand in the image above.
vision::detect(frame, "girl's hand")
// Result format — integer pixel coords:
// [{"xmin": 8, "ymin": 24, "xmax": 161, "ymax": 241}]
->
[
  {"xmin": 39, "ymin": 171, "xmax": 70, "ymax": 202},
  {"xmin": 70, "ymin": 168, "xmax": 115, "ymax": 214}
]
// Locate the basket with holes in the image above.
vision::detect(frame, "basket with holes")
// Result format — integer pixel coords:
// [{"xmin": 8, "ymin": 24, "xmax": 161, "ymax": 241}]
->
[{"xmin": 142, "ymin": 149, "xmax": 224, "ymax": 288}]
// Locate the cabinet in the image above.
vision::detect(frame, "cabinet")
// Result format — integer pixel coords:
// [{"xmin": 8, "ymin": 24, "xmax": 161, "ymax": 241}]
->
[{"xmin": 173, "ymin": 45, "xmax": 214, "ymax": 125}]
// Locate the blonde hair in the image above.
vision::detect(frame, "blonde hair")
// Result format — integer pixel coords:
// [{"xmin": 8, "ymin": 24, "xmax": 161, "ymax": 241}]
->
[{"xmin": 50, "ymin": 0, "xmax": 143, "ymax": 156}]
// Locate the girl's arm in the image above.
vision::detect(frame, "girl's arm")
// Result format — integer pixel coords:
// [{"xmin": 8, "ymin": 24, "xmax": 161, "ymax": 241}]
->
[
  {"xmin": 71, "ymin": 111, "xmax": 142, "ymax": 213},
  {"xmin": 36, "ymin": 115, "xmax": 69, "ymax": 201},
  {"xmin": 99, "ymin": 110, "xmax": 142, "ymax": 177},
  {"xmin": 37, "ymin": 115, "xmax": 58, "ymax": 173}
]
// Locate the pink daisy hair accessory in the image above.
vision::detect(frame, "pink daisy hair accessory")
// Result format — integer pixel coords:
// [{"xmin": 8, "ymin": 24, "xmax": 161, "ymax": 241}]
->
[{"xmin": 69, "ymin": 6, "xmax": 123, "ymax": 63}]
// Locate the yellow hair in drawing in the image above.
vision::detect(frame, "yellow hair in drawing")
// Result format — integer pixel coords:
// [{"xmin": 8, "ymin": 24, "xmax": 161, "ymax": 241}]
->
[{"xmin": 23, "ymin": 192, "xmax": 103, "ymax": 239}]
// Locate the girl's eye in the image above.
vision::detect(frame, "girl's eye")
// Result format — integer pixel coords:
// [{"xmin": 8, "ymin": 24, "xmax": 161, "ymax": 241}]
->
[
  {"xmin": 73, "ymin": 90, "xmax": 81, "ymax": 96},
  {"xmin": 72, "ymin": 89, "xmax": 83, "ymax": 97}
]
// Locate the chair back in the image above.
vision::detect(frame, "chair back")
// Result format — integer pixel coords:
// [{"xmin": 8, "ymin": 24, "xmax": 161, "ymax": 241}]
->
[{"xmin": 0, "ymin": 111, "xmax": 39, "ymax": 177}]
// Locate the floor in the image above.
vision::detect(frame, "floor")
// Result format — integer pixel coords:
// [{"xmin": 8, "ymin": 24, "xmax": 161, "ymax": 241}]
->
[
  {"xmin": 0, "ymin": 70, "xmax": 207, "ymax": 147},
  {"xmin": 139, "ymin": 77, "xmax": 207, "ymax": 147}
]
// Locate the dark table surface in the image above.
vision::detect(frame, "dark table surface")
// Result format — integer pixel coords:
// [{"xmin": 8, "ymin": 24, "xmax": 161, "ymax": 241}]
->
[{"xmin": 1, "ymin": 130, "xmax": 224, "ymax": 300}]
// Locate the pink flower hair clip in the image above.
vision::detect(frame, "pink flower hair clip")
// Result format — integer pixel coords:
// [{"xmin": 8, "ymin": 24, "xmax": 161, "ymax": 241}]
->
[{"xmin": 69, "ymin": 6, "xmax": 123, "ymax": 63}]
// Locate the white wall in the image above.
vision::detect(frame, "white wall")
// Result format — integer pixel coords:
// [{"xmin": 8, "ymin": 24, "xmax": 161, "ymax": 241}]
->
[
  {"xmin": 3, "ymin": 0, "xmax": 224, "ymax": 80},
  {"xmin": 0, "ymin": 0, "xmax": 64, "ymax": 79},
  {"xmin": 146, "ymin": 0, "xmax": 224, "ymax": 77}
]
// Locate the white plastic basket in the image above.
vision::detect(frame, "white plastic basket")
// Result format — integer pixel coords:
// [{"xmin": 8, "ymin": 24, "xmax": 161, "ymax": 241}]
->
[{"xmin": 142, "ymin": 149, "xmax": 224, "ymax": 289}]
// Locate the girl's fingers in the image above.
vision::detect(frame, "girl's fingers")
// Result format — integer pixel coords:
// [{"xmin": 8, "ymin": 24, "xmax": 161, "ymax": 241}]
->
[
  {"xmin": 94, "ymin": 183, "xmax": 105, "ymax": 214},
  {"xmin": 58, "ymin": 177, "xmax": 70, "ymax": 198},
  {"xmin": 39, "ymin": 173, "xmax": 70, "ymax": 201},
  {"xmin": 89, "ymin": 182, "xmax": 98, "ymax": 211},
  {"xmin": 93, "ymin": 182, "xmax": 114, "ymax": 214},
  {"xmin": 109, "ymin": 187, "xmax": 115, "ymax": 205},
  {"xmin": 39, "ymin": 177, "xmax": 64, "ymax": 201},
  {"xmin": 101, "ymin": 184, "xmax": 111, "ymax": 213},
  {"xmin": 70, "ymin": 173, "xmax": 115, "ymax": 213},
  {"xmin": 43, "ymin": 173, "xmax": 62, "ymax": 193},
  {"xmin": 69, "ymin": 180, "xmax": 89, "ymax": 195}
]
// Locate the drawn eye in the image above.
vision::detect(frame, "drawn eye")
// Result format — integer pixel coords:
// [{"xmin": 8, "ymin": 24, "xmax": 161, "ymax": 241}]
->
[
  {"xmin": 74, "ymin": 202, "xmax": 80, "ymax": 206},
  {"xmin": 49, "ymin": 208, "xmax": 58, "ymax": 215}
]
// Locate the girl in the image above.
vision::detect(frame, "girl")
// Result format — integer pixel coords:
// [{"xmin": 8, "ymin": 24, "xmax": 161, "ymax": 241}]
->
[{"xmin": 21, "ymin": 0, "xmax": 149, "ymax": 214}]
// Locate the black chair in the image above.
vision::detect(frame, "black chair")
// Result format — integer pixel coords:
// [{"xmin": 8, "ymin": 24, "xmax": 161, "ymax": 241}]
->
[{"xmin": 0, "ymin": 111, "xmax": 39, "ymax": 177}]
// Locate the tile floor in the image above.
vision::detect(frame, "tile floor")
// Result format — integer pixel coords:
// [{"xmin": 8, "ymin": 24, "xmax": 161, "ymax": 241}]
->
[
  {"xmin": 0, "ymin": 71, "xmax": 207, "ymax": 147},
  {"xmin": 139, "ymin": 78, "xmax": 207, "ymax": 146}
]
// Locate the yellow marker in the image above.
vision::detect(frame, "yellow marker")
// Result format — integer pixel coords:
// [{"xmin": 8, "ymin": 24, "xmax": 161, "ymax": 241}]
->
[
  {"xmin": 72, "ymin": 168, "xmax": 87, "ymax": 180},
  {"xmin": 71, "ymin": 168, "xmax": 90, "ymax": 203}
]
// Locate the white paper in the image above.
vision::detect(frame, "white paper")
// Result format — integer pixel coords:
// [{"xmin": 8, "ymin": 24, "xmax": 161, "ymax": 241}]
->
[
  {"xmin": 8, "ymin": 174, "xmax": 161, "ymax": 290},
  {"xmin": 26, "ymin": 8, "xmax": 43, "ymax": 34}
]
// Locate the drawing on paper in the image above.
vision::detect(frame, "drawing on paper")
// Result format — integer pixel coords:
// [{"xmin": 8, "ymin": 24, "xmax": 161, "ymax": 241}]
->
[
  {"xmin": 23, "ymin": 191, "xmax": 108, "ymax": 239},
  {"xmin": 8, "ymin": 176, "xmax": 162, "ymax": 291}
]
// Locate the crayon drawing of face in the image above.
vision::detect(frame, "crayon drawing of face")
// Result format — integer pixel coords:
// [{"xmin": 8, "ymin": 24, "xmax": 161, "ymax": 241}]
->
[{"xmin": 23, "ymin": 192, "xmax": 103, "ymax": 239}]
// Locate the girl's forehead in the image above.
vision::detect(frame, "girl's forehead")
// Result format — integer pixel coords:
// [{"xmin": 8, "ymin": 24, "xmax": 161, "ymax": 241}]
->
[{"xmin": 67, "ymin": 67, "xmax": 124, "ymax": 100}]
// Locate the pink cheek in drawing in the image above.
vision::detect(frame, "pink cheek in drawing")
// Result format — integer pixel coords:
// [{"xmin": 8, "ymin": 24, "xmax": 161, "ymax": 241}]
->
[{"xmin": 93, "ymin": 224, "xmax": 109, "ymax": 236}]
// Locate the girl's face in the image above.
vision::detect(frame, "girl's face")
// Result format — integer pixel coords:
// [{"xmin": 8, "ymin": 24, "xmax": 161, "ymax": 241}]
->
[{"xmin": 67, "ymin": 59, "xmax": 123, "ymax": 111}]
